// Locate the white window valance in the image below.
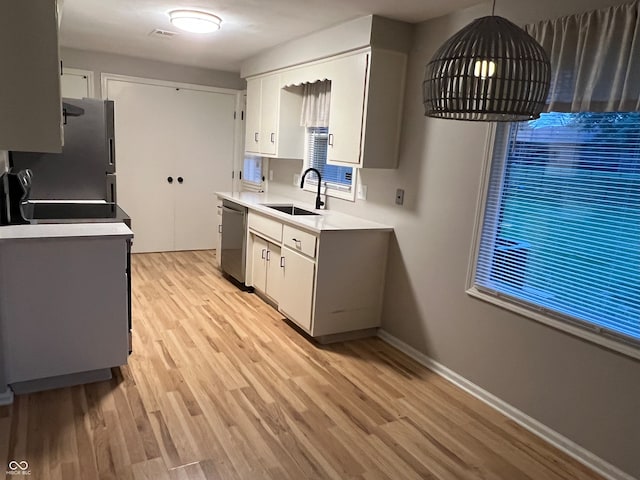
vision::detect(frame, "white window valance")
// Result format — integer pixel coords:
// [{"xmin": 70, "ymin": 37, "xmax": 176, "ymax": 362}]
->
[
  {"xmin": 526, "ymin": 1, "xmax": 640, "ymax": 112},
  {"xmin": 300, "ymin": 80, "xmax": 331, "ymax": 128}
]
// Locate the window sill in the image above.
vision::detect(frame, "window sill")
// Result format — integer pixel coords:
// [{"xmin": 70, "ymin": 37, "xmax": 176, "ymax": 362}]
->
[{"xmin": 465, "ymin": 286, "xmax": 640, "ymax": 361}]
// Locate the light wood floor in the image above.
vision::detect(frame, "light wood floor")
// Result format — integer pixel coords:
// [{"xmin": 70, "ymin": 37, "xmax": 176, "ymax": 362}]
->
[{"xmin": 0, "ymin": 250, "xmax": 603, "ymax": 480}]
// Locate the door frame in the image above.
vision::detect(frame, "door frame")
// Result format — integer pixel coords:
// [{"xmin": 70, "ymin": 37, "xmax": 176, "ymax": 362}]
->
[{"xmin": 101, "ymin": 73, "xmax": 244, "ymax": 194}]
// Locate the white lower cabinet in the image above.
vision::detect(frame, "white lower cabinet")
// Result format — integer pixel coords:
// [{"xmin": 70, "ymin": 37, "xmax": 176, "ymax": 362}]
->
[
  {"xmin": 246, "ymin": 211, "xmax": 389, "ymax": 340},
  {"xmin": 279, "ymin": 247, "xmax": 315, "ymax": 331},
  {"xmin": 250, "ymin": 234, "xmax": 283, "ymax": 303}
]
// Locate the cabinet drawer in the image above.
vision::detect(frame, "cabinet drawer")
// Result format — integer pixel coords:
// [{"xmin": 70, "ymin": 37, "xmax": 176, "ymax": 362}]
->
[
  {"xmin": 248, "ymin": 212, "xmax": 282, "ymax": 242},
  {"xmin": 283, "ymin": 224, "xmax": 317, "ymax": 258}
]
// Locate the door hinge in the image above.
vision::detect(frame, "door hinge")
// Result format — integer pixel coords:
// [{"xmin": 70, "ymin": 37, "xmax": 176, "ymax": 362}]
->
[{"xmin": 234, "ymin": 111, "xmax": 237, "ymax": 120}]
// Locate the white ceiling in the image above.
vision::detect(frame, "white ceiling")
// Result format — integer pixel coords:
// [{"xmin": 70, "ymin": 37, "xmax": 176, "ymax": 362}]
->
[{"xmin": 59, "ymin": 0, "xmax": 481, "ymax": 73}]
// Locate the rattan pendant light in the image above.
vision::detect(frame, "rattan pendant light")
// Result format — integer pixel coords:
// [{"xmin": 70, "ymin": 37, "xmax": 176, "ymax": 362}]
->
[{"xmin": 423, "ymin": 0, "xmax": 551, "ymax": 121}]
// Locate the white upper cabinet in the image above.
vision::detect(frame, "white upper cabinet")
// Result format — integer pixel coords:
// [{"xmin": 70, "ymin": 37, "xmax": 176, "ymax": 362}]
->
[
  {"xmin": 61, "ymin": 68, "xmax": 94, "ymax": 99},
  {"xmin": 327, "ymin": 49, "xmax": 407, "ymax": 169},
  {"xmin": 245, "ymin": 78, "xmax": 262, "ymax": 154},
  {"xmin": 0, "ymin": 0, "xmax": 63, "ymax": 153},
  {"xmin": 245, "ymin": 47, "xmax": 407, "ymax": 169},
  {"xmin": 244, "ymin": 74, "xmax": 304, "ymax": 159},
  {"xmin": 326, "ymin": 53, "xmax": 368, "ymax": 167}
]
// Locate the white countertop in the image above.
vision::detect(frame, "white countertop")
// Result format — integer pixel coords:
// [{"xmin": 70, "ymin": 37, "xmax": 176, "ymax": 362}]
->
[
  {"xmin": 216, "ymin": 191, "xmax": 393, "ymax": 233},
  {"xmin": 0, "ymin": 222, "xmax": 133, "ymax": 241}
]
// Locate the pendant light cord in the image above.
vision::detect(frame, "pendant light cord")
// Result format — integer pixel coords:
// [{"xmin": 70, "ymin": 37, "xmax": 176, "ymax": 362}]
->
[{"xmin": 491, "ymin": 0, "xmax": 496, "ymax": 16}]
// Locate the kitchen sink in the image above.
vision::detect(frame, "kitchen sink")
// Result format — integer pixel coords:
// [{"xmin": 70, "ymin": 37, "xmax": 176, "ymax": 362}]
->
[{"xmin": 263, "ymin": 204, "xmax": 319, "ymax": 216}]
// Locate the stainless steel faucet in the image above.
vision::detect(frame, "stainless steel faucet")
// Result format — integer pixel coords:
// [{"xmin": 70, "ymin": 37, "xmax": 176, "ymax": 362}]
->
[{"xmin": 300, "ymin": 168, "xmax": 325, "ymax": 210}]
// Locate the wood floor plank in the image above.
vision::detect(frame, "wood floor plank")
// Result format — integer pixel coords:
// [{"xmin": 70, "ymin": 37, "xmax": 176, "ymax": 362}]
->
[{"xmin": 0, "ymin": 250, "xmax": 606, "ymax": 480}]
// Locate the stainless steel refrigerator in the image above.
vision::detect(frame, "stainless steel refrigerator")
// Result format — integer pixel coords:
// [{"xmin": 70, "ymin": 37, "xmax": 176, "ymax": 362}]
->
[{"xmin": 10, "ymin": 98, "xmax": 116, "ymax": 201}]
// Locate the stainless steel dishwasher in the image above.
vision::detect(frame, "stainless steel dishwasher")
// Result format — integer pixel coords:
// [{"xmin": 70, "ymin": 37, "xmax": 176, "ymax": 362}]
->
[{"xmin": 220, "ymin": 200, "xmax": 247, "ymax": 284}]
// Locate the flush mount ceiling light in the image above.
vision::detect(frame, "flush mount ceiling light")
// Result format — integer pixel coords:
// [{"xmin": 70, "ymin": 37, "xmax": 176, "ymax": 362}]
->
[
  {"xmin": 422, "ymin": 0, "xmax": 551, "ymax": 122},
  {"xmin": 169, "ymin": 10, "xmax": 221, "ymax": 33}
]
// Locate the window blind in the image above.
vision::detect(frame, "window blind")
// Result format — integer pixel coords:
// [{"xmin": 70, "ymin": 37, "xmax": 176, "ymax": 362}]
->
[
  {"xmin": 475, "ymin": 112, "xmax": 640, "ymax": 343},
  {"xmin": 243, "ymin": 155, "xmax": 262, "ymax": 183},
  {"xmin": 306, "ymin": 127, "xmax": 353, "ymax": 191}
]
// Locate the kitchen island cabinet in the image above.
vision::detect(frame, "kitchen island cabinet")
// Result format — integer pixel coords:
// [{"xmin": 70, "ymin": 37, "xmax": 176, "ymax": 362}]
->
[
  {"xmin": 221, "ymin": 192, "xmax": 391, "ymax": 342},
  {"xmin": 0, "ymin": 223, "xmax": 133, "ymax": 398}
]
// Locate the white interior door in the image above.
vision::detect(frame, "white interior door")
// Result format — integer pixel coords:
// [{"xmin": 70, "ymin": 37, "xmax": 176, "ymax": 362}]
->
[
  {"xmin": 107, "ymin": 77, "xmax": 236, "ymax": 253},
  {"xmin": 172, "ymin": 88, "xmax": 235, "ymax": 251},
  {"xmin": 107, "ymin": 80, "xmax": 176, "ymax": 253}
]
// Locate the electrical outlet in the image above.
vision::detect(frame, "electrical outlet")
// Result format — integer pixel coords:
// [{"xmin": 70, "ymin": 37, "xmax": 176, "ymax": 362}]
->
[
  {"xmin": 357, "ymin": 184, "xmax": 368, "ymax": 200},
  {"xmin": 293, "ymin": 173, "xmax": 300, "ymax": 186},
  {"xmin": 269, "ymin": 170, "xmax": 274, "ymax": 181},
  {"xmin": 395, "ymin": 188, "xmax": 405, "ymax": 205}
]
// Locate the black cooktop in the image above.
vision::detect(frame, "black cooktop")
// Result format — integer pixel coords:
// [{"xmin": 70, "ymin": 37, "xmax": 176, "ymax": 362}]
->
[{"xmin": 23, "ymin": 202, "xmax": 131, "ymax": 227}]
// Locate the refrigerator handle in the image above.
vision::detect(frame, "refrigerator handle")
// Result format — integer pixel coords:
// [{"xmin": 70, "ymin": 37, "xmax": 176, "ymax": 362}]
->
[{"xmin": 108, "ymin": 138, "xmax": 115, "ymax": 169}]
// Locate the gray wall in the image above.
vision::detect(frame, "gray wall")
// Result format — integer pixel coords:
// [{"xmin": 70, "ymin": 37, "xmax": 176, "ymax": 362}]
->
[
  {"xmin": 61, "ymin": 47, "xmax": 245, "ymax": 96},
  {"xmin": 264, "ymin": 0, "xmax": 640, "ymax": 477}
]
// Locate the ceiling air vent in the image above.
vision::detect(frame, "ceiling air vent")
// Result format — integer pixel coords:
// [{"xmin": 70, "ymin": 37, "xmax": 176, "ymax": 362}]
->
[{"xmin": 149, "ymin": 29, "xmax": 179, "ymax": 39}]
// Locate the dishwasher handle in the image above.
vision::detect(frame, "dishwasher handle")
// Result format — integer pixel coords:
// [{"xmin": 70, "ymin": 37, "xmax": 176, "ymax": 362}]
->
[{"xmin": 222, "ymin": 205, "xmax": 245, "ymax": 216}]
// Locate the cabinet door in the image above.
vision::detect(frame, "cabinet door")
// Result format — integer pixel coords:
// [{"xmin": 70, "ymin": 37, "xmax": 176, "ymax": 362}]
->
[
  {"xmin": 251, "ymin": 235, "xmax": 268, "ymax": 293},
  {"xmin": 260, "ymin": 74, "xmax": 280, "ymax": 156},
  {"xmin": 245, "ymin": 78, "xmax": 261, "ymax": 154},
  {"xmin": 266, "ymin": 243, "xmax": 284, "ymax": 303},
  {"xmin": 279, "ymin": 247, "xmax": 315, "ymax": 331},
  {"xmin": 327, "ymin": 53, "xmax": 368, "ymax": 165},
  {"xmin": 61, "ymin": 68, "xmax": 91, "ymax": 99},
  {"xmin": 0, "ymin": 0, "xmax": 62, "ymax": 153}
]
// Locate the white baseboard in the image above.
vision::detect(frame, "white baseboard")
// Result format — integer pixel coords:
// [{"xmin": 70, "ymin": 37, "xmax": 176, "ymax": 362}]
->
[
  {"xmin": 377, "ymin": 330, "xmax": 636, "ymax": 480},
  {"xmin": 0, "ymin": 388, "xmax": 14, "ymax": 406}
]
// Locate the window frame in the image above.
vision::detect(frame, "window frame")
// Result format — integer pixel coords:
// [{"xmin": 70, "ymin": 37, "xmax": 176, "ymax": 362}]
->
[
  {"xmin": 242, "ymin": 155, "xmax": 264, "ymax": 192},
  {"xmin": 466, "ymin": 123, "xmax": 640, "ymax": 361},
  {"xmin": 302, "ymin": 127, "xmax": 356, "ymax": 202}
]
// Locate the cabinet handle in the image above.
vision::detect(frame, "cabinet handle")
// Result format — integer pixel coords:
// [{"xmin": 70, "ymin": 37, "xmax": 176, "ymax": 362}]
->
[
  {"xmin": 280, "ymin": 256, "xmax": 285, "ymax": 268},
  {"xmin": 292, "ymin": 238, "xmax": 302, "ymax": 248},
  {"xmin": 270, "ymin": 132, "xmax": 275, "ymax": 143},
  {"xmin": 266, "ymin": 250, "xmax": 271, "ymax": 261},
  {"xmin": 328, "ymin": 133, "xmax": 334, "ymax": 146},
  {"xmin": 254, "ymin": 132, "xmax": 259, "ymax": 143},
  {"xmin": 261, "ymin": 249, "xmax": 266, "ymax": 259},
  {"xmin": 218, "ymin": 225, "xmax": 222, "ymax": 233}
]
